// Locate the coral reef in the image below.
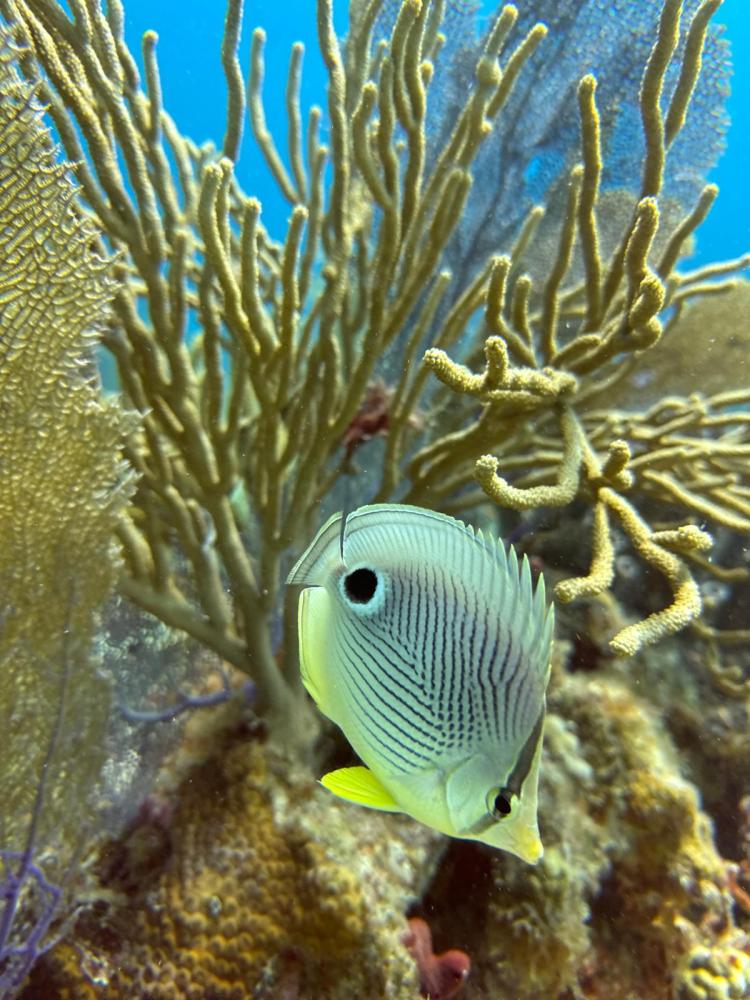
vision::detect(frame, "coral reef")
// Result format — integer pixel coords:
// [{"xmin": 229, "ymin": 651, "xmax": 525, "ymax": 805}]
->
[
  {"xmin": 18, "ymin": 614, "xmax": 750, "ymax": 1000},
  {"xmin": 409, "ymin": 1, "xmax": 750, "ymax": 657},
  {"xmin": 677, "ymin": 944, "xmax": 750, "ymax": 1000},
  {"xmin": 27, "ymin": 714, "xmax": 439, "ymax": 999},
  {"xmin": 1, "ymin": 0, "xmax": 748, "ymax": 995},
  {"xmin": 1, "ymin": 0, "xmax": 742, "ymax": 734},
  {"xmin": 418, "ymin": 661, "xmax": 745, "ymax": 1000},
  {"xmin": 0, "ymin": 27, "xmax": 132, "ymax": 995},
  {"xmin": 377, "ymin": 0, "xmax": 730, "ymax": 296}
]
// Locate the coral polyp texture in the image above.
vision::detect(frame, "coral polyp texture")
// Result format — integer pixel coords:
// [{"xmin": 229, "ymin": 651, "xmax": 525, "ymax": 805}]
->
[{"xmin": 30, "ymin": 726, "xmax": 436, "ymax": 999}]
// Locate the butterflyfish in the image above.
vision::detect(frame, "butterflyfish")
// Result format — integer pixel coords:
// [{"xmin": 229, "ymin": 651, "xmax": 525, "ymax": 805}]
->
[{"xmin": 286, "ymin": 503, "xmax": 554, "ymax": 863}]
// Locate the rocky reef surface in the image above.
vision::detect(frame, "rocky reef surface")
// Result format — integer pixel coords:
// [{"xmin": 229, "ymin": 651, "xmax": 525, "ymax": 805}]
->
[{"xmin": 18, "ymin": 611, "xmax": 750, "ymax": 1000}]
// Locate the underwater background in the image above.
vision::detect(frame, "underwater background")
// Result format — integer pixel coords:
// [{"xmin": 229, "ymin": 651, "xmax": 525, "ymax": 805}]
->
[
  {"xmin": 1, "ymin": 0, "xmax": 750, "ymax": 998},
  {"xmin": 117, "ymin": 0, "xmax": 750, "ymax": 264}
]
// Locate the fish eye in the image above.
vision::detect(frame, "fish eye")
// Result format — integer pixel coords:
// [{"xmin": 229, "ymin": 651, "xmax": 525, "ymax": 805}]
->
[
  {"xmin": 343, "ymin": 567, "xmax": 379, "ymax": 604},
  {"xmin": 489, "ymin": 787, "xmax": 514, "ymax": 820}
]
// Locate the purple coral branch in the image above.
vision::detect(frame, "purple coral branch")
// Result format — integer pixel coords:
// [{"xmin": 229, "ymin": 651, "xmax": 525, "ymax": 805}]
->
[
  {"xmin": 0, "ymin": 852, "xmax": 61, "ymax": 992},
  {"xmin": 118, "ymin": 670, "xmax": 254, "ymax": 724},
  {"xmin": 0, "ymin": 626, "xmax": 72, "ymax": 993}
]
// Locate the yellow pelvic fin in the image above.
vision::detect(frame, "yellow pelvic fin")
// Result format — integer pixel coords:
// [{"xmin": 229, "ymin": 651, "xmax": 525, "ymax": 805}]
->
[{"xmin": 320, "ymin": 766, "xmax": 403, "ymax": 813}]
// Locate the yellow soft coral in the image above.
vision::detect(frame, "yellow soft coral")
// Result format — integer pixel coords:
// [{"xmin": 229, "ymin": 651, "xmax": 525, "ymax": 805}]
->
[{"xmin": 677, "ymin": 945, "xmax": 750, "ymax": 1000}]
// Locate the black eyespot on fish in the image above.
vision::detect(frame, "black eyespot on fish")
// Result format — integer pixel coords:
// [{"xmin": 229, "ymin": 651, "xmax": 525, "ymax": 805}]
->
[
  {"xmin": 492, "ymin": 789, "xmax": 513, "ymax": 819},
  {"xmin": 344, "ymin": 567, "xmax": 378, "ymax": 604}
]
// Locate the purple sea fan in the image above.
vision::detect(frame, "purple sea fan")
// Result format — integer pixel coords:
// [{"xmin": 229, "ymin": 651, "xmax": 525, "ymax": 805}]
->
[
  {"xmin": 395, "ymin": 0, "xmax": 731, "ymax": 294},
  {"xmin": 0, "ymin": 653, "xmax": 68, "ymax": 999},
  {"xmin": 0, "ymin": 848, "xmax": 63, "ymax": 997}
]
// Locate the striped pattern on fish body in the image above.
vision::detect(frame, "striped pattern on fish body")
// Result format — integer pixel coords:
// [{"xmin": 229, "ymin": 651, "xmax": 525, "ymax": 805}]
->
[{"xmin": 287, "ymin": 504, "xmax": 554, "ymax": 863}]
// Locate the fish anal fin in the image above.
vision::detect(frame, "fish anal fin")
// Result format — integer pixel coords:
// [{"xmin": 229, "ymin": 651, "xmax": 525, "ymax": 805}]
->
[{"xmin": 320, "ymin": 766, "xmax": 402, "ymax": 813}]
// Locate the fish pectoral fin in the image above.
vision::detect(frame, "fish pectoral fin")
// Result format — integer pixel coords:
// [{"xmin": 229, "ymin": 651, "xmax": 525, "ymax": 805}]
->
[
  {"xmin": 320, "ymin": 766, "xmax": 403, "ymax": 813},
  {"xmin": 297, "ymin": 587, "xmax": 330, "ymax": 712}
]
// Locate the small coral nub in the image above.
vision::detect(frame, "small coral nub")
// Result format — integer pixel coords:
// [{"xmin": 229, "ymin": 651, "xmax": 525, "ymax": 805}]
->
[{"xmin": 403, "ymin": 916, "xmax": 470, "ymax": 999}]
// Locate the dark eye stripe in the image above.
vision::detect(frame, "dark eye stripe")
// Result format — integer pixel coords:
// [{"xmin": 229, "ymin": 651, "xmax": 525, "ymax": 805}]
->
[{"xmin": 505, "ymin": 708, "xmax": 545, "ymax": 797}]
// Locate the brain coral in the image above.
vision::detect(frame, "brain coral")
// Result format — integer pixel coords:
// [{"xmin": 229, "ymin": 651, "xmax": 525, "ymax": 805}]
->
[{"xmin": 26, "ymin": 717, "xmax": 438, "ymax": 999}]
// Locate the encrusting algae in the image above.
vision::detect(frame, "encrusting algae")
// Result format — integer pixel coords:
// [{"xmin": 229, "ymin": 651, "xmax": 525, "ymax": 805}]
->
[{"xmin": 0, "ymin": 0, "xmax": 749, "ymax": 997}]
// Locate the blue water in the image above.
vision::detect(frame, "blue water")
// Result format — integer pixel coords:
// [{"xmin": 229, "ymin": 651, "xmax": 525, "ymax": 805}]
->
[{"xmin": 121, "ymin": 0, "xmax": 748, "ymax": 268}]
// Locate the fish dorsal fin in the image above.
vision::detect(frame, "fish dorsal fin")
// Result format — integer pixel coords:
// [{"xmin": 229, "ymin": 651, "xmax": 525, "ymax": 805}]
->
[
  {"xmin": 320, "ymin": 766, "xmax": 403, "ymax": 813},
  {"xmin": 518, "ymin": 551, "xmax": 554, "ymax": 685}
]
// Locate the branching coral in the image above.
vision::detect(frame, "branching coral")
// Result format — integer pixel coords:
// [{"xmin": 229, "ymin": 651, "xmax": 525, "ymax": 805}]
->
[
  {"xmin": 0, "ymin": 0, "xmax": 557, "ymax": 729},
  {"xmin": 405, "ymin": 1, "xmax": 749, "ymax": 656},
  {"xmin": 1, "ymin": 0, "xmax": 745, "ymax": 733},
  {"xmin": 1, "ymin": 0, "xmax": 747, "ymax": 994},
  {"xmin": 373, "ymin": 0, "xmax": 730, "ymax": 303}
]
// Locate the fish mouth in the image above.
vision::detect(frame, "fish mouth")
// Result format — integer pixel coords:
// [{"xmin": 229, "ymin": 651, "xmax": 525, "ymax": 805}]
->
[{"xmin": 459, "ymin": 808, "xmax": 544, "ymax": 864}]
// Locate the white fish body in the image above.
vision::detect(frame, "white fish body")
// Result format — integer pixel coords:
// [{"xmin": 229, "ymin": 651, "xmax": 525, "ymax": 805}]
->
[{"xmin": 286, "ymin": 504, "xmax": 554, "ymax": 863}]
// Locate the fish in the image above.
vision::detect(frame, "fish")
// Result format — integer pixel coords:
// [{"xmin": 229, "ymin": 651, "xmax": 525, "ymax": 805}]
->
[{"xmin": 286, "ymin": 503, "xmax": 554, "ymax": 863}]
